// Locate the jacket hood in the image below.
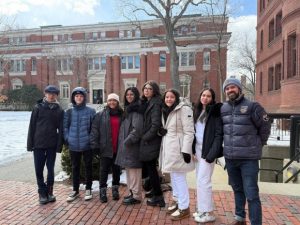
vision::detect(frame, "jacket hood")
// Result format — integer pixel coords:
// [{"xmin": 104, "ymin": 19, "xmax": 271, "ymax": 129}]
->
[{"xmin": 71, "ymin": 87, "xmax": 87, "ymax": 106}]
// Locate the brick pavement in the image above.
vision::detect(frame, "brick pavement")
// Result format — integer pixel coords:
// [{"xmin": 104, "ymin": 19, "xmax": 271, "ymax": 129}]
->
[{"xmin": 0, "ymin": 180, "xmax": 299, "ymax": 225}]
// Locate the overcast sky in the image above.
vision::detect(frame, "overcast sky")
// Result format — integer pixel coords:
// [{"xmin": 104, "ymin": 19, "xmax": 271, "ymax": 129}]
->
[{"xmin": 0, "ymin": 0, "xmax": 257, "ymax": 76}]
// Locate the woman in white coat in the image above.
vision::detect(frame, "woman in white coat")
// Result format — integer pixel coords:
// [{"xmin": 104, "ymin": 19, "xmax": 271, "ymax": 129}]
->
[{"xmin": 159, "ymin": 89, "xmax": 195, "ymax": 221}]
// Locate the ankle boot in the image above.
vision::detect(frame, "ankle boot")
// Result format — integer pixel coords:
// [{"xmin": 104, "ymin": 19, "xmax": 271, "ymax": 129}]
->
[
  {"xmin": 48, "ymin": 186, "xmax": 56, "ymax": 202},
  {"xmin": 39, "ymin": 193, "xmax": 49, "ymax": 205},
  {"xmin": 146, "ymin": 195, "xmax": 165, "ymax": 207},
  {"xmin": 100, "ymin": 188, "xmax": 107, "ymax": 203},
  {"xmin": 112, "ymin": 185, "xmax": 119, "ymax": 200}
]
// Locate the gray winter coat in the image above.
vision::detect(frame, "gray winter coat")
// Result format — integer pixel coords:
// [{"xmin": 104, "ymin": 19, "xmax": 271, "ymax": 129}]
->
[
  {"xmin": 221, "ymin": 95, "xmax": 271, "ymax": 159},
  {"xmin": 115, "ymin": 102, "xmax": 143, "ymax": 168}
]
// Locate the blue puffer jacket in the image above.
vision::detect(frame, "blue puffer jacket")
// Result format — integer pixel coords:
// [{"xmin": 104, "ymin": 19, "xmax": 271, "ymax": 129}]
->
[
  {"xmin": 221, "ymin": 94, "xmax": 271, "ymax": 160},
  {"xmin": 63, "ymin": 87, "xmax": 96, "ymax": 152}
]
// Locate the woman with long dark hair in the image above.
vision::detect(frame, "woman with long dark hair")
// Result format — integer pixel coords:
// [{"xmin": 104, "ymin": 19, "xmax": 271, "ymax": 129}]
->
[
  {"xmin": 192, "ymin": 88, "xmax": 223, "ymax": 223},
  {"xmin": 115, "ymin": 87, "xmax": 143, "ymax": 205},
  {"xmin": 139, "ymin": 80, "xmax": 165, "ymax": 207},
  {"xmin": 159, "ymin": 89, "xmax": 195, "ymax": 220}
]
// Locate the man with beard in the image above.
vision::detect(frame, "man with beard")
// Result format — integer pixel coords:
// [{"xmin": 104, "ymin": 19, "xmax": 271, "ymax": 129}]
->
[{"xmin": 221, "ymin": 77, "xmax": 271, "ymax": 225}]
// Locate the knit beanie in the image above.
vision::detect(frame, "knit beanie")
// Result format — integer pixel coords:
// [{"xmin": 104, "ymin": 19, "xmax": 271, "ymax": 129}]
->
[
  {"xmin": 107, "ymin": 93, "xmax": 119, "ymax": 102},
  {"xmin": 223, "ymin": 77, "xmax": 242, "ymax": 92}
]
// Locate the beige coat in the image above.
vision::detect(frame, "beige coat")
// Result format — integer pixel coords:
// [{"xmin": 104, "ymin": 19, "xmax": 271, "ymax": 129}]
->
[{"xmin": 159, "ymin": 102, "xmax": 195, "ymax": 173}]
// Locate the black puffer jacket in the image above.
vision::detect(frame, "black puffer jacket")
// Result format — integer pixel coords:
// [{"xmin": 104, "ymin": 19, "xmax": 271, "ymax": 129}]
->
[
  {"xmin": 193, "ymin": 103, "xmax": 223, "ymax": 162},
  {"xmin": 139, "ymin": 96, "xmax": 162, "ymax": 162},
  {"xmin": 221, "ymin": 95, "xmax": 271, "ymax": 159},
  {"xmin": 115, "ymin": 102, "xmax": 143, "ymax": 168},
  {"xmin": 90, "ymin": 107, "xmax": 122, "ymax": 158},
  {"xmin": 27, "ymin": 98, "xmax": 64, "ymax": 153}
]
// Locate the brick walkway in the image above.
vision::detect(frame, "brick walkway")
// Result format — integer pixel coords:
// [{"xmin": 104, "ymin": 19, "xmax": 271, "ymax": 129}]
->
[{"xmin": 0, "ymin": 180, "xmax": 299, "ymax": 225}]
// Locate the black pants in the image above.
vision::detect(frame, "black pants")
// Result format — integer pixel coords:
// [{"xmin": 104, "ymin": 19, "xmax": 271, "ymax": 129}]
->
[
  {"xmin": 70, "ymin": 150, "xmax": 93, "ymax": 191},
  {"xmin": 100, "ymin": 154, "xmax": 120, "ymax": 188},
  {"xmin": 33, "ymin": 148, "xmax": 56, "ymax": 195},
  {"xmin": 144, "ymin": 158, "xmax": 162, "ymax": 196}
]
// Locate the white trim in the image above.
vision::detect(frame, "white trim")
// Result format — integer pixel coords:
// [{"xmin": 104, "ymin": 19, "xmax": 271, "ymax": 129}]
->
[
  {"xmin": 179, "ymin": 66, "xmax": 196, "ymax": 71},
  {"xmin": 9, "ymin": 72, "xmax": 26, "ymax": 76},
  {"xmin": 123, "ymin": 78, "xmax": 138, "ymax": 88},
  {"xmin": 159, "ymin": 67, "xmax": 166, "ymax": 72},
  {"xmin": 121, "ymin": 69, "xmax": 140, "ymax": 74}
]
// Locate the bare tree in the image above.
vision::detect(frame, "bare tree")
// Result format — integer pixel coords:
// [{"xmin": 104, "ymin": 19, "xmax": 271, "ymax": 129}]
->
[{"xmin": 119, "ymin": 0, "xmax": 206, "ymax": 90}]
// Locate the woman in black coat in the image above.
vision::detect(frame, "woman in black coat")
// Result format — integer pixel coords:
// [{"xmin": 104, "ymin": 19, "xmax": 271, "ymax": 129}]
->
[
  {"xmin": 139, "ymin": 80, "xmax": 165, "ymax": 207},
  {"xmin": 192, "ymin": 88, "xmax": 223, "ymax": 223},
  {"xmin": 115, "ymin": 87, "xmax": 143, "ymax": 205}
]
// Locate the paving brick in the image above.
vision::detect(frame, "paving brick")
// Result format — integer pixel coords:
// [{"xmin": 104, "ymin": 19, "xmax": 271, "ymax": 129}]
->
[{"xmin": 0, "ymin": 180, "xmax": 300, "ymax": 224}]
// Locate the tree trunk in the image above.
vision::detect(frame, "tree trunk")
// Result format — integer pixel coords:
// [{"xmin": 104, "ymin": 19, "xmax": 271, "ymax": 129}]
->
[{"xmin": 168, "ymin": 40, "xmax": 180, "ymax": 91}]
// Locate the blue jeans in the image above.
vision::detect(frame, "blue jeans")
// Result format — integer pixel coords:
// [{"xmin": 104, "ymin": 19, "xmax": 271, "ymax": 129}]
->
[
  {"xmin": 225, "ymin": 159, "xmax": 262, "ymax": 225},
  {"xmin": 33, "ymin": 148, "xmax": 57, "ymax": 195}
]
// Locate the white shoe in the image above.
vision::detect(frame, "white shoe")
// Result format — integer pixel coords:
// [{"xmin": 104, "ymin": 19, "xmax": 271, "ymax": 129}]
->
[
  {"xmin": 67, "ymin": 191, "xmax": 79, "ymax": 202},
  {"xmin": 194, "ymin": 212, "xmax": 216, "ymax": 223},
  {"xmin": 193, "ymin": 211, "xmax": 201, "ymax": 218},
  {"xmin": 84, "ymin": 190, "xmax": 92, "ymax": 201}
]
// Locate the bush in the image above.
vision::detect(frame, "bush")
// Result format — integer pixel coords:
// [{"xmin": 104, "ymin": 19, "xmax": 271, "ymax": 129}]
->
[{"xmin": 61, "ymin": 145, "xmax": 100, "ymax": 181}]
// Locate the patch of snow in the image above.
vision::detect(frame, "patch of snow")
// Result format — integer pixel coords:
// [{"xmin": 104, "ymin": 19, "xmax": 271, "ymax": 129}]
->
[{"xmin": 55, "ymin": 171, "xmax": 70, "ymax": 181}]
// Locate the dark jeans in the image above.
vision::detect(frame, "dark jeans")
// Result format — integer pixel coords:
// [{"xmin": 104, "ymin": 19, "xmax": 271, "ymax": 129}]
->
[
  {"xmin": 100, "ymin": 154, "xmax": 120, "ymax": 188},
  {"xmin": 70, "ymin": 150, "xmax": 93, "ymax": 191},
  {"xmin": 225, "ymin": 159, "xmax": 262, "ymax": 225},
  {"xmin": 143, "ymin": 158, "xmax": 162, "ymax": 196},
  {"xmin": 33, "ymin": 148, "xmax": 56, "ymax": 195}
]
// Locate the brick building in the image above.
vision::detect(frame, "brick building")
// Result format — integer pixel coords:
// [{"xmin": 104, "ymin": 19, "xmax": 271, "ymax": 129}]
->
[
  {"xmin": 256, "ymin": 0, "xmax": 300, "ymax": 113},
  {"xmin": 0, "ymin": 15, "xmax": 230, "ymax": 107}
]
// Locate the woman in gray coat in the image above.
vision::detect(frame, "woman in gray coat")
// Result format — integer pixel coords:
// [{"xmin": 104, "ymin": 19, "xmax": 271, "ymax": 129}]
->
[{"xmin": 115, "ymin": 87, "xmax": 143, "ymax": 205}]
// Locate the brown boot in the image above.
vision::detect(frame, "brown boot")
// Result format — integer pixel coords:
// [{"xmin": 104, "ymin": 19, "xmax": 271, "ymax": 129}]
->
[
  {"xmin": 170, "ymin": 207, "xmax": 190, "ymax": 221},
  {"xmin": 166, "ymin": 200, "xmax": 178, "ymax": 215}
]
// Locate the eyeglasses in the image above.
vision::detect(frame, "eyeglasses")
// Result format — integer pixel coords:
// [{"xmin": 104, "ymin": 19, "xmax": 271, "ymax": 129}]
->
[{"xmin": 144, "ymin": 87, "xmax": 153, "ymax": 91}]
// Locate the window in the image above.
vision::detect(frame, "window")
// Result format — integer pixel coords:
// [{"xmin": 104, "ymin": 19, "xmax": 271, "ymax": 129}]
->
[
  {"xmin": 9, "ymin": 37, "xmax": 26, "ymax": 45},
  {"xmin": 203, "ymin": 51, "xmax": 210, "ymax": 71},
  {"xmin": 159, "ymin": 83, "xmax": 167, "ymax": 95},
  {"xmin": 260, "ymin": 30, "xmax": 264, "ymax": 50},
  {"xmin": 160, "ymin": 53, "xmax": 166, "ymax": 67},
  {"xmin": 135, "ymin": 29, "xmax": 141, "ymax": 37},
  {"xmin": 287, "ymin": 33, "xmax": 297, "ymax": 78},
  {"xmin": 269, "ymin": 19, "xmax": 275, "ymax": 43},
  {"xmin": 119, "ymin": 30, "xmax": 124, "ymax": 38},
  {"xmin": 190, "ymin": 25, "xmax": 197, "ymax": 33},
  {"xmin": 268, "ymin": 67, "xmax": 274, "ymax": 91},
  {"xmin": 11, "ymin": 78, "xmax": 23, "ymax": 89},
  {"xmin": 88, "ymin": 57, "xmax": 106, "ymax": 71},
  {"xmin": 92, "ymin": 32, "xmax": 98, "ymax": 40},
  {"xmin": 179, "ymin": 52, "xmax": 195, "ymax": 67},
  {"xmin": 275, "ymin": 11, "xmax": 282, "ymax": 36},
  {"xmin": 180, "ymin": 75, "xmax": 191, "ymax": 99},
  {"xmin": 0, "ymin": 61, "xmax": 3, "ymax": 72},
  {"xmin": 57, "ymin": 58, "xmax": 73, "ymax": 72},
  {"xmin": 60, "ymin": 83, "xmax": 70, "ymax": 99},
  {"xmin": 274, "ymin": 63, "xmax": 281, "ymax": 90},
  {"xmin": 10, "ymin": 59, "xmax": 26, "ymax": 72},
  {"xmin": 121, "ymin": 55, "xmax": 140, "ymax": 70},
  {"xmin": 100, "ymin": 31, "xmax": 106, "ymax": 38},
  {"xmin": 127, "ymin": 30, "xmax": 132, "ymax": 38},
  {"xmin": 31, "ymin": 58, "xmax": 36, "ymax": 72}
]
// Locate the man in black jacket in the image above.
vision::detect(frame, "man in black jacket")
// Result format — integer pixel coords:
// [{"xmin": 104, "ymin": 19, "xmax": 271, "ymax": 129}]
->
[
  {"xmin": 27, "ymin": 85, "xmax": 63, "ymax": 205},
  {"xmin": 221, "ymin": 77, "xmax": 271, "ymax": 225}
]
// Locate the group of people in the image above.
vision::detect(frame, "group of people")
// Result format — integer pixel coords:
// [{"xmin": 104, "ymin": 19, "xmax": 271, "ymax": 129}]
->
[{"xmin": 27, "ymin": 77, "xmax": 271, "ymax": 225}]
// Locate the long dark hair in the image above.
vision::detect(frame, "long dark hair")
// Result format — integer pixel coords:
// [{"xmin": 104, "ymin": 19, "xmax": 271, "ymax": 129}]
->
[
  {"xmin": 141, "ymin": 80, "xmax": 161, "ymax": 101},
  {"xmin": 193, "ymin": 88, "xmax": 216, "ymax": 123},
  {"xmin": 162, "ymin": 89, "xmax": 180, "ymax": 108},
  {"xmin": 123, "ymin": 87, "xmax": 140, "ymax": 106}
]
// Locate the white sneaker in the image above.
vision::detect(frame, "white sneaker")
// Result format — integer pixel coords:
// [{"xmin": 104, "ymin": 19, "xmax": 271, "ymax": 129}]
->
[
  {"xmin": 67, "ymin": 191, "xmax": 79, "ymax": 202},
  {"xmin": 194, "ymin": 212, "xmax": 216, "ymax": 223},
  {"xmin": 193, "ymin": 211, "xmax": 201, "ymax": 218},
  {"xmin": 84, "ymin": 190, "xmax": 92, "ymax": 201}
]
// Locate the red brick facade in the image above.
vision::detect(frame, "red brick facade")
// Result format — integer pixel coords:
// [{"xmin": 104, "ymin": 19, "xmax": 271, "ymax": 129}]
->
[
  {"xmin": 256, "ymin": 0, "xmax": 300, "ymax": 113},
  {"xmin": 0, "ymin": 15, "xmax": 230, "ymax": 108}
]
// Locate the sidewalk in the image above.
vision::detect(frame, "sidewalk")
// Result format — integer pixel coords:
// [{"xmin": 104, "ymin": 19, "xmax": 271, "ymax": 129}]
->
[{"xmin": 0, "ymin": 179, "xmax": 300, "ymax": 225}]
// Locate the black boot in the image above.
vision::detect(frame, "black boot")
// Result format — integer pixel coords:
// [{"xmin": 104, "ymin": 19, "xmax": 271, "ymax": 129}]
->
[
  {"xmin": 39, "ymin": 193, "xmax": 49, "ymax": 205},
  {"xmin": 112, "ymin": 185, "xmax": 119, "ymax": 201},
  {"xmin": 100, "ymin": 188, "xmax": 107, "ymax": 203},
  {"xmin": 146, "ymin": 195, "xmax": 165, "ymax": 207},
  {"xmin": 48, "ymin": 186, "xmax": 56, "ymax": 202}
]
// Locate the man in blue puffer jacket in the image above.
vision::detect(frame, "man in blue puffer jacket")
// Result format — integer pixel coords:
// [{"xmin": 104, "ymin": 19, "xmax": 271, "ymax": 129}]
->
[
  {"xmin": 63, "ymin": 87, "xmax": 96, "ymax": 202},
  {"xmin": 221, "ymin": 77, "xmax": 271, "ymax": 225}
]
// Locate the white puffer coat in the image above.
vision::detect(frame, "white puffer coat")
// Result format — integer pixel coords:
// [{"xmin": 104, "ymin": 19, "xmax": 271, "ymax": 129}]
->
[{"xmin": 159, "ymin": 102, "xmax": 195, "ymax": 173}]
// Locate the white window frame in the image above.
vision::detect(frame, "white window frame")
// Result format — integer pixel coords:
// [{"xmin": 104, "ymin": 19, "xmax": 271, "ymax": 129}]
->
[
  {"xmin": 59, "ymin": 82, "xmax": 70, "ymax": 99},
  {"xmin": 56, "ymin": 58, "xmax": 73, "ymax": 74},
  {"xmin": 121, "ymin": 55, "xmax": 140, "ymax": 73},
  {"xmin": 31, "ymin": 58, "xmax": 37, "ymax": 75},
  {"xmin": 123, "ymin": 78, "xmax": 137, "ymax": 89},
  {"xmin": 11, "ymin": 78, "xmax": 23, "ymax": 90},
  {"xmin": 179, "ymin": 51, "xmax": 196, "ymax": 71},
  {"xmin": 119, "ymin": 30, "xmax": 124, "ymax": 38},
  {"xmin": 9, "ymin": 59, "xmax": 26, "ymax": 76},
  {"xmin": 88, "ymin": 57, "xmax": 106, "ymax": 71},
  {"xmin": 203, "ymin": 51, "xmax": 211, "ymax": 71}
]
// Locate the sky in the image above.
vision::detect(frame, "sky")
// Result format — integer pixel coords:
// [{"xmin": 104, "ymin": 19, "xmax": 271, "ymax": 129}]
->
[{"xmin": 0, "ymin": 0, "xmax": 257, "ymax": 76}]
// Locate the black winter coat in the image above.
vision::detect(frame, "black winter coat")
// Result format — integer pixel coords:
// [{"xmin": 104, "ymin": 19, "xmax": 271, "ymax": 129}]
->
[
  {"xmin": 90, "ymin": 107, "xmax": 122, "ymax": 158},
  {"xmin": 27, "ymin": 98, "xmax": 64, "ymax": 153},
  {"xmin": 139, "ymin": 96, "xmax": 162, "ymax": 161},
  {"xmin": 115, "ymin": 102, "xmax": 143, "ymax": 168}
]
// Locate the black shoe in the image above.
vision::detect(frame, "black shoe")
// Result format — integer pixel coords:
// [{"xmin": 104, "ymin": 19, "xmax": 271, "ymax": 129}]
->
[
  {"xmin": 123, "ymin": 196, "xmax": 141, "ymax": 205},
  {"xmin": 112, "ymin": 185, "xmax": 119, "ymax": 201},
  {"xmin": 100, "ymin": 188, "xmax": 107, "ymax": 203},
  {"xmin": 48, "ymin": 186, "xmax": 56, "ymax": 202},
  {"xmin": 146, "ymin": 195, "xmax": 165, "ymax": 207},
  {"xmin": 39, "ymin": 194, "xmax": 49, "ymax": 205},
  {"xmin": 124, "ymin": 190, "xmax": 133, "ymax": 200}
]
